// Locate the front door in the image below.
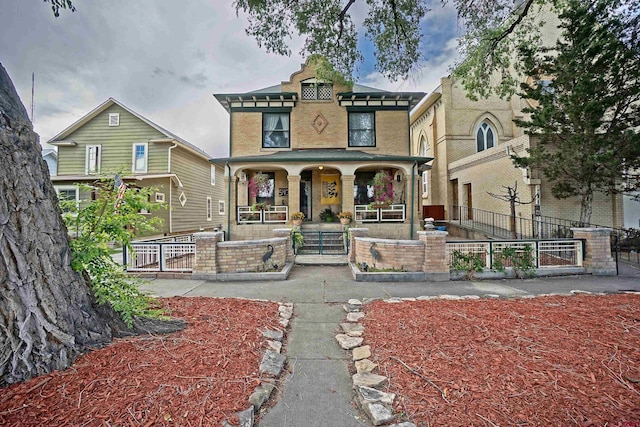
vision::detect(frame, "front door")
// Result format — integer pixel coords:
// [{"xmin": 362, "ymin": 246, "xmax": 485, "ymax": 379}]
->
[{"xmin": 300, "ymin": 171, "xmax": 312, "ymax": 221}]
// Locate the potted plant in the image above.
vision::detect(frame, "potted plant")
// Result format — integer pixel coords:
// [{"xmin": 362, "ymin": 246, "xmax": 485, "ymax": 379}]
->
[
  {"xmin": 370, "ymin": 170, "xmax": 394, "ymax": 208},
  {"xmin": 291, "ymin": 211, "xmax": 305, "ymax": 226},
  {"xmin": 338, "ymin": 211, "xmax": 353, "ymax": 225},
  {"xmin": 319, "ymin": 207, "xmax": 335, "ymax": 222},
  {"xmin": 291, "ymin": 228, "xmax": 304, "ymax": 255},
  {"xmin": 251, "ymin": 202, "xmax": 267, "ymax": 211}
]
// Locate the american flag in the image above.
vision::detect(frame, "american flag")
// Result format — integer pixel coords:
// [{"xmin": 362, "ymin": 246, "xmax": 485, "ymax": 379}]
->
[{"xmin": 114, "ymin": 174, "xmax": 126, "ymax": 210}]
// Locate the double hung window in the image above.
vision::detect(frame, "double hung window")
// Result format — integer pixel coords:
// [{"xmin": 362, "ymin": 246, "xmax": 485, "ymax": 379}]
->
[
  {"xmin": 132, "ymin": 143, "xmax": 148, "ymax": 173},
  {"xmin": 348, "ymin": 112, "xmax": 375, "ymax": 147},
  {"xmin": 85, "ymin": 145, "xmax": 101, "ymax": 174},
  {"xmin": 263, "ymin": 113, "xmax": 290, "ymax": 148}
]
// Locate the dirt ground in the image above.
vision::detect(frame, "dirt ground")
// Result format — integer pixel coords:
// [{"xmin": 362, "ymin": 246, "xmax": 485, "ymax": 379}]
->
[
  {"xmin": 363, "ymin": 293, "xmax": 640, "ymax": 427},
  {"xmin": 0, "ymin": 297, "xmax": 280, "ymax": 426}
]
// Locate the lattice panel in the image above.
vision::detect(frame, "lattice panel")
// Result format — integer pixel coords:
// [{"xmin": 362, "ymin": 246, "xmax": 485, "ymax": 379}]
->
[
  {"xmin": 318, "ymin": 85, "xmax": 333, "ymax": 100},
  {"xmin": 302, "ymin": 85, "xmax": 316, "ymax": 99}
]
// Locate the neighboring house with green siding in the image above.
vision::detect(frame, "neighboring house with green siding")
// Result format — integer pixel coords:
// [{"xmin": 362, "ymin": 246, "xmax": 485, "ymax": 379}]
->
[{"xmin": 48, "ymin": 98, "xmax": 225, "ymax": 236}]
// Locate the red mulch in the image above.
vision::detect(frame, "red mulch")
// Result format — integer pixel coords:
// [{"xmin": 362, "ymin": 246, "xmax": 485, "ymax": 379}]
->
[
  {"xmin": 0, "ymin": 297, "xmax": 280, "ymax": 426},
  {"xmin": 363, "ymin": 294, "xmax": 640, "ymax": 426}
]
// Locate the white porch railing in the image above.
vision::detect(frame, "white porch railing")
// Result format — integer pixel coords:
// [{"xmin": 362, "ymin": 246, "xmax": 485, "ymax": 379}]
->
[
  {"xmin": 355, "ymin": 204, "xmax": 406, "ymax": 223},
  {"xmin": 125, "ymin": 234, "xmax": 196, "ymax": 272},
  {"xmin": 237, "ymin": 205, "xmax": 288, "ymax": 224},
  {"xmin": 445, "ymin": 239, "xmax": 583, "ymax": 269}
]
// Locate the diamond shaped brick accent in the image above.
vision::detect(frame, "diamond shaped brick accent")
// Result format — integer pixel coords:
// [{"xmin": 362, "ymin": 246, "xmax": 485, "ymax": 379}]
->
[{"xmin": 312, "ymin": 113, "xmax": 328, "ymax": 134}]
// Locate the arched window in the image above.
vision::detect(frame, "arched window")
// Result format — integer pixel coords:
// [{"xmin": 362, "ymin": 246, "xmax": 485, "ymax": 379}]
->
[
  {"xmin": 420, "ymin": 136, "xmax": 427, "ymax": 157},
  {"xmin": 476, "ymin": 121, "xmax": 495, "ymax": 152}
]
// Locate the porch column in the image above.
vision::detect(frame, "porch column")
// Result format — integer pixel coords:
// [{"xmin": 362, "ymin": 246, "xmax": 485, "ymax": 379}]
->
[
  {"xmin": 287, "ymin": 175, "xmax": 301, "ymax": 219},
  {"xmin": 226, "ymin": 175, "xmax": 238, "ymax": 223},
  {"xmin": 341, "ymin": 174, "xmax": 355, "ymax": 215}
]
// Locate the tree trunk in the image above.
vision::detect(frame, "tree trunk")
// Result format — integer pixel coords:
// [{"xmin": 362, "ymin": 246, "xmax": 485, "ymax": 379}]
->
[
  {"xmin": 579, "ymin": 189, "xmax": 594, "ymax": 226},
  {"xmin": 0, "ymin": 64, "xmax": 113, "ymax": 386}
]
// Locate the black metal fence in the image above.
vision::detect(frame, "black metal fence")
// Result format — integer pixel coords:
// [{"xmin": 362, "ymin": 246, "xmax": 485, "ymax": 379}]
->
[{"xmin": 450, "ymin": 205, "xmax": 640, "ymax": 267}]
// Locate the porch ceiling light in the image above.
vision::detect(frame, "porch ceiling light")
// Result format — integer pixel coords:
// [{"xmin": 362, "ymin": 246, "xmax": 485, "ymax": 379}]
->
[{"xmin": 318, "ymin": 165, "xmax": 324, "ymax": 170}]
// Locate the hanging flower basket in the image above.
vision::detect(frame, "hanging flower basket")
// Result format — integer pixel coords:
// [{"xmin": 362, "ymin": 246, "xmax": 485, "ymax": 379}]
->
[
  {"xmin": 371, "ymin": 170, "xmax": 394, "ymax": 206},
  {"xmin": 248, "ymin": 173, "xmax": 270, "ymax": 198}
]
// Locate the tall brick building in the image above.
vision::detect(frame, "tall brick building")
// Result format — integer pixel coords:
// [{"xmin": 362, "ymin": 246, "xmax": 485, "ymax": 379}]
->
[{"xmin": 213, "ymin": 59, "xmax": 429, "ymax": 240}]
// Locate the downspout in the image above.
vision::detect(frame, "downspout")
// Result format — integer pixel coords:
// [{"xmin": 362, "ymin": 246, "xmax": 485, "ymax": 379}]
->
[
  {"xmin": 226, "ymin": 162, "xmax": 231, "ymax": 241},
  {"xmin": 410, "ymin": 160, "xmax": 417, "ymax": 239},
  {"xmin": 407, "ymin": 107, "xmax": 411, "ymax": 155},
  {"xmin": 168, "ymin": 142, "xmax": 178, "ymax": 233}
]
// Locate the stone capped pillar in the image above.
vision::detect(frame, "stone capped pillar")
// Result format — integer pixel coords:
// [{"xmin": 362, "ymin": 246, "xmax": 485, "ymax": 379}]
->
[
  {"xmin": 287, "ymin": 175, "xmax": 301, "ymax": 220},
  {"xmin": 273, "ymin": 228, "xmax": 294, "ymax": 262},
  {"xmin": 193, "ymin": 231, "xmax": 223, "ymax": 278},
  {"xmin": 348, "ymin": 228, "xmax": 369, "ymax": 263},
  {"xmin": 418, "ymin": 230, "xmax": 449, "ymax": 281},
  {"xmin": 571, "ymin": 228, "xmax": 616, "ymax": 275},
  {"xmin": 341, "ymin": 174, "xmax": 356, "ymax": 216}
]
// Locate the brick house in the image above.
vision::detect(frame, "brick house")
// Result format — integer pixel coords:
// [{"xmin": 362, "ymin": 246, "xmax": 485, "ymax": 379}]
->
[{"xmin": 212, "ymin": 59, "xmax": 430, "ymax": 240}]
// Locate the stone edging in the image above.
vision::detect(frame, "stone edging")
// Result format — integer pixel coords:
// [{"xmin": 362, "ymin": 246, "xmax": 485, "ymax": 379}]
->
[
  {"xmin": 338, "ymin": 290, "xmax": 639, "ymax": 426},
  {"xmin": 222, "ymin": 301, "xmax": 293, "ymax": 427}
]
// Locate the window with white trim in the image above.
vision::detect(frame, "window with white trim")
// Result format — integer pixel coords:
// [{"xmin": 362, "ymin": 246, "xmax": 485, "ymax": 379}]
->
[
  {"xmin": 85, "ymin": 145, "xmax": 101, "ymax": 174},
  {"xmin": 132, "ymin": 142, "xmax": 148, "ymax": 173},
  {"xmin": 422, "ymin": 171, "xmax": 429, "ymax": 196},
  {"xmin": 206, "ymin": 197, "xmax": 212, "ymax": 221},
  {"xmin": 218, "ymin": 200, "xmax": 225, "ymax": 215},
  {"xmin": 54, "ymin": 186, "xmax": 79, "ymax": 213},
  {"xmin": 210, "ymin": 164, "xmax": 216, "ymax": 185},
  {"xmin": 108, "ymin": 113, "xmax": 120, "ymax": 126},
  {"xmin": 155, "ymin": 192, "xmax": 165, "ymax": 203},
  {"xmin": 476, "ymin": 121, "xmax": 496, "ymax": 152}
]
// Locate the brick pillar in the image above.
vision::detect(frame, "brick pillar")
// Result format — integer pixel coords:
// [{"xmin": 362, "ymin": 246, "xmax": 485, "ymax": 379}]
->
[
  {"xmin": 418, "ymin": 230, "xmax": 449, "ymax": 281},
  {"xmin": 287, "ymin": 175, "xmax": 301, "ymax": 220},
  {"xmin": 348, "ymin": 228, "xmax": 369, "ymax": 263},
  {"xmin": 227, "ymin": 175, "xmax": 239, "ymax": 223},
  {"xmin": 341, "ymin": 174, "xmax": 355, "ymax": 216},
  {"xmin": 273, "ymin": 228, "xmax": 294, "ymax": 263},
  {"xmin": 571, "ymin": 228, "xmax": 616, "ymax": 275},
  {"xmin": 193, "ymin": 232, "xmax": 223, "ymax": 278}
]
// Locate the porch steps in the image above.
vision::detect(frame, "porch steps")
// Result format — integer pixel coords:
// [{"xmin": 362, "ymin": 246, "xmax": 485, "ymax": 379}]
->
[{"xmin": 298, "ymin": 228, "xmax": 348, "ymax": 255}]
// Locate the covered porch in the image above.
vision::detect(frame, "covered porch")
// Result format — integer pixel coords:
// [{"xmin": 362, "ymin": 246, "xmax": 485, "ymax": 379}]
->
[{"xmin": 211, "ymin": 149, "xmax": 432, "ymax": 240}]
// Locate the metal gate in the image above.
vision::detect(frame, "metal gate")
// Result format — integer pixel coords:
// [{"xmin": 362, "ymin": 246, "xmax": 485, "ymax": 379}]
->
[{"xmin": 298, "ymin": 231, "xmax": 349, "ymax": 255}]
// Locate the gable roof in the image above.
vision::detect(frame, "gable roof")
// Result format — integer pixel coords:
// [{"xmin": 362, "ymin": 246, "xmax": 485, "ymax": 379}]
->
[
  {"xmin": 42, "ymin": 148, "xmax": 57, "ymax": 159},
  {"xmin": 46, "ymin": 98, "xmax": 212, "ymax": 159}
]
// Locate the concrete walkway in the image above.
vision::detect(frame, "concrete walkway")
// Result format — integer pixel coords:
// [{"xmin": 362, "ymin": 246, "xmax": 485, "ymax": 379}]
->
[{"xmin": 139, "ymin": 262, "xmax": 640, "ymax": 427}]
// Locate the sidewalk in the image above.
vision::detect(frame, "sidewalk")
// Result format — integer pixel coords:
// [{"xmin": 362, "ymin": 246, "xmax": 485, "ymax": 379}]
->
[{"xmin": 139, "ymin": 262, "xmax": 640, "ymax": 426}]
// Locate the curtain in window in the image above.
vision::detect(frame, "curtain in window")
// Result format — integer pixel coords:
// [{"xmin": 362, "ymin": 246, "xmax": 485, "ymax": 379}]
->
[
  {"xmin": 349, "ymin": 113, "xmax": 374, "ymax": 146},
  {"xmin": 263, "ymin": 113, "xmax": 289, "ymax": 147}
]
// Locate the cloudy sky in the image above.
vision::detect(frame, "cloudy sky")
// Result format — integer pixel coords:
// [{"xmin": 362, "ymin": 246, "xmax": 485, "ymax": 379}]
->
[{"xmin": 1, "ymin": 0, "xmax": 459, "ymax": 157}]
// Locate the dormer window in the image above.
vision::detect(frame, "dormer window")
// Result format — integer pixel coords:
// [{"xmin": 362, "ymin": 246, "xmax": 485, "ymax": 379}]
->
[{"xmin": 301, "ymin": 81, "xmax": 333, "ymax": 100}]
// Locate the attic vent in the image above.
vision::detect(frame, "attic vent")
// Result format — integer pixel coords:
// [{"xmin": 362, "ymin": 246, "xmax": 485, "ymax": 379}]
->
[{"xmin": 109, "ymin": 113, "xmax": 120, "ymax": 126}]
